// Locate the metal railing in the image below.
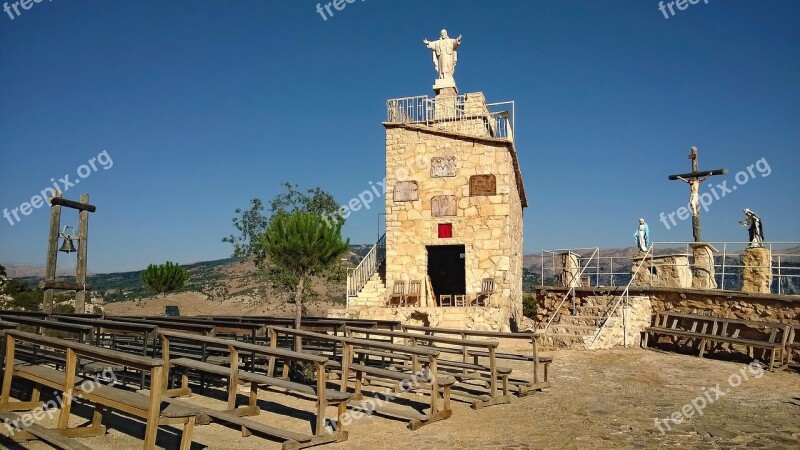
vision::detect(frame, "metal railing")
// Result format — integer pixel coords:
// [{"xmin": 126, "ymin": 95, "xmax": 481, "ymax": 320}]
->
[
  {"xmin": 346, "ymin": 234, "xmax": 386, "ymax": 300},
  {"xmin": 588, "ymin": 245, "xmax": 653, "ymax": 348},
  {"xmin": 386, "ymin": 95, "xmax": 514, "ymax": 142},
  {"xmin": 539, "ymin": 242, "xmax": 800, "ymax": 295},
  {"xmin": 540, "ymin": 248, "xmax": 599, "ymax": 332}
]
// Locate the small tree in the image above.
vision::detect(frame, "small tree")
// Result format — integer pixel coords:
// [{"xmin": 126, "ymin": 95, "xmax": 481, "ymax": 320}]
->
[
  {"xmin": 0, "ymin": 265, "xmax": 6, "ymax": 277},
  {"xmin": 141, "ymin": 262, "xmax": 188, "ymax": 297},
  {"xmin": 223, "ymin": 183, "xmax": 343, "ymax": 268},
  {"xmin": 260, "ymin": 212, "xmax": 349, "ymax": 351}
]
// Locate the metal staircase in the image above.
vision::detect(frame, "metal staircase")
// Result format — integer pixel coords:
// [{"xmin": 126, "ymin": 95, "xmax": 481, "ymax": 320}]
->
[{"xmin": 346, "ymin": 234, "xmax": 386, "ymax": 298}]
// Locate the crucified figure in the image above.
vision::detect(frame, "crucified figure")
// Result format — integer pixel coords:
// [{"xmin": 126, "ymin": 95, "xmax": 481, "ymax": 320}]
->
[{"xmin": 674, "ymin": 174, "xmax": 709, "ymax": 217}]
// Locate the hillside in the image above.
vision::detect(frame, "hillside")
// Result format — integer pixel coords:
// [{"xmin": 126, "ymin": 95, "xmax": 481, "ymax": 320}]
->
[{"xmin": 6, "ymin": 244, "xmax": 798, "ymax": 313}]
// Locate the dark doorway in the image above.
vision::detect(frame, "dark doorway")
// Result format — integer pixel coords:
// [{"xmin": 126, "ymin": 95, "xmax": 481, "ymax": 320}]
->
[{"xmin": 427, "ymin": 245, "xmax": 466, "ymax": 300}]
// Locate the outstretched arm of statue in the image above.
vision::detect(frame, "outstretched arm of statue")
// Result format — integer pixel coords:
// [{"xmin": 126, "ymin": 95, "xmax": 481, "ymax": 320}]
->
[{"xmin": 675, "ymin": 175, "xmax": 688, "ymax": 183}]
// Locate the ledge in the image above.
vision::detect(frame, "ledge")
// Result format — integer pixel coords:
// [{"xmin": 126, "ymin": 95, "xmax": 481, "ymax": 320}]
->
[{"xmin": 535, "ymin": 285, "xmax": 800, "ymax": 303}]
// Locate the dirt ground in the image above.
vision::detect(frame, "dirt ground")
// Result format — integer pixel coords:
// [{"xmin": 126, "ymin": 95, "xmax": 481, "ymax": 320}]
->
[
  {"xmin": 102, "ymin": 293, "xmax": 339, "ymax": 318},
  {"xmin": 4, "ymin": 345, "xmax": 799, "ymax": 450}
]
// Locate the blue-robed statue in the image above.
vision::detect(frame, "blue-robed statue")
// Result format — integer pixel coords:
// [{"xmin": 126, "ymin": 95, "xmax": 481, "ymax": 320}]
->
[{"xmin": 635, "ymin": 218, "xmax": 650, "ymax": 253}]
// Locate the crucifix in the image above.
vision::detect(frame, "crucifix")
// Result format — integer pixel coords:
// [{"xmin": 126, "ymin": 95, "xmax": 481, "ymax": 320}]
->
[{"xmin": 668, "ymin": 147, "xmax": 727, "ymax": 242}]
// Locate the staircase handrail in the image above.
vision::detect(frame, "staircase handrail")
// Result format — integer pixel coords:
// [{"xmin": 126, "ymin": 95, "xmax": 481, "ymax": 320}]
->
[
  {"xmin": 541, "ymin": 248, "xmax": 600, "ymax": 332},
  {"xmin": 346, "ymin": 234, "xmax": 386, "ymax": 298},
  {"xmin": 588, "ymin": 245, "xmax": 653, "ymax": 347}
]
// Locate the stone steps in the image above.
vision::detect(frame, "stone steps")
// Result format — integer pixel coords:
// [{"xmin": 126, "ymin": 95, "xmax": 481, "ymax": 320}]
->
[
  {"xmin": 539, "ymin": 333, "xmax": 589, "ymax": 350},
  {"xmin": 538, "ymin": 295, "xmax": 625, "ymax": 349},
  {"xmin": 556, "ymin": 315, "xmax": 608, "ymax": 327},
  {"xmin": 548, "ymin": 324, "xmax": 598, "ymax": 336}
]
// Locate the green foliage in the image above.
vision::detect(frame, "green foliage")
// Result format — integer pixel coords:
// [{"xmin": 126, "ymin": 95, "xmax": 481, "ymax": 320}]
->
[
  {"xmin": 0, "ymin": 265, "xmax": 6, "ymax": 276},
  {"xmin": 259, "ymin": 212, "xmax": 350, "ymax": 282},
  {"xmin": 53, "ymin": 303, "xmax": 74, "ymax": 314},
  {"xmin": 1, "ymin": 277, "xmax": 42, "ymax": 311},
  {"xmin": 141, "ymin": 261, "xmax": 188, "ymax": 297},
  {"xmin": 522, "ymin": 294, "xmax": 537, "ymax": 319},
  {"xmin": 223, "ymin": 183, "xmax": 343, "ymax": 268},
  {"xmin": 260, "ymin": 211, "xmax": 349, "ymax": 345}
]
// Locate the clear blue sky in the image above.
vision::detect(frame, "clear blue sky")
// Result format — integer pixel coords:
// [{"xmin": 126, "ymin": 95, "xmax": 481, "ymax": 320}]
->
[{"xmin": 1, "ymin": 1, "xmax": 798, "ymax": 273}]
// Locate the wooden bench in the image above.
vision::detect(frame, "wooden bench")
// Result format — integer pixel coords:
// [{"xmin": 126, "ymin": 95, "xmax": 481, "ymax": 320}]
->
[
  {"xmin": 346, "ymin": 326, "xmax": 512, "ymax": 408},
  {"xmin": 0, "ymin": 330, "xmax": 197, "ymax": 449},
  {"xmin": 0, "ymin": 317, "xmax": 94, "ymax": 374},
  {"xmin": 0, "ymin": 410, "xmax": 90, "ymax": 449},
  {"xmin": 55, "ymin": 316, "xmax": 161, "ymax": 387},
  {"xmin": 402, "ymin": 324, "xmax": 553, "ymax": 395},
  {"xmin": 108, "ymin": 316, "xmax": 215, "ymax": 335},
  {"xmin": 643, "ymin": 311, "xmax": 791, "ymax": 371},
  {"xmin": 267, "ymin": 326, "xmax": 456, "ymax": 430},
  {"xmin": 160, "ymin": 330, "xmax": 348, "ymax": 449}
]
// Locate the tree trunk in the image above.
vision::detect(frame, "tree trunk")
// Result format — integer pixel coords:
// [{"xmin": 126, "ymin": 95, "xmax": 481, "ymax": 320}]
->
[{"xmin": 293, "ymin": 272, "xmax": 306, "ymax": 352}]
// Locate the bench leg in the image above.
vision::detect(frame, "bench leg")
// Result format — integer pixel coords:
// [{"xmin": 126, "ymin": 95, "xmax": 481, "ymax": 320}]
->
[
  {"xmin": 698, "ymin": 339, "xmax": 707, "ymax": 358},
  {"xmin": 181, "ymin": 367, "xmax": 190, "ymax": 394},
  {"xmin": 143, "ymin": 366, "xmax": 165, "ymax": 450},
  {"xmin": 179, "ymin": 416, "xmax": 195, "ymax": 450},
  {"xmin": 353, "ymin": 371, "xmax": 364, "ymax": 401},
  {"xmin": 502, "ymin": 375, "xmax": 509, "ymax": 397},
  {"xmin": 1, "ymin": 337, "xmax": 15, "ymax": 405},
  {"xmin": 769, "ymin": 348, "xmax": 776, "ymax": 372},
  {"xmin": 30, "ymin": 385, "xmax": 40, "ymax": 404},
  {"xmin": 226, "ymin": 378, "xmax": 238, "ymax": 411},
  {"xmin": 442, "ymin": 385, "xmax": 451, "ymax": 412},
  {"xmin": 91, "ymin": 404, "xmax": 105, "ymax": 429}
]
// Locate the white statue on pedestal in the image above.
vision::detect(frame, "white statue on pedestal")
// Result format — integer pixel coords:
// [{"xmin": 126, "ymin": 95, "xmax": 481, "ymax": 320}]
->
[{"xmin": 424, "ymin": 29, "xmax": 462, "ymax": 90}]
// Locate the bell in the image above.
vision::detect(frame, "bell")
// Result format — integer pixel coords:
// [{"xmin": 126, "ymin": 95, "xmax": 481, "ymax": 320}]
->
[{"xmin": 59, "ymin": 238, "xmax": 77, "ymax": 253}]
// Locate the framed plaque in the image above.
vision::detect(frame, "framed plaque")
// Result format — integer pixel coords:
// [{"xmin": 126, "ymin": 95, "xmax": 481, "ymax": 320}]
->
[
  {"xmin": 469, "ymin": 174, "xmax": 496, "ymax": 196},
  {"xmin": 431, "ymin": 156, "xmax": 457, "ymax": 177},
  {"xmin": 393, "ymin": 181, "xmax": 419, "ymax": 201},
  {"xmin": 431, "ymin": 195, "xmax": 457, "ymax": 216}
]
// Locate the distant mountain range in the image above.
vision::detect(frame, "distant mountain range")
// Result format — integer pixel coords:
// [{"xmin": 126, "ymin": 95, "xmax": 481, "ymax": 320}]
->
[
  {"xmin": 0, "ymin": 264, "xmax": 92, "ymax": 279},
  {"xmin": 4, "ymin": 244, "xmax": 799, "ymax": 300}
]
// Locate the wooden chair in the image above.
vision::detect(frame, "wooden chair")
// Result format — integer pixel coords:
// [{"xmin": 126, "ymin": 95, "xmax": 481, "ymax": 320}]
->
[
  {"xmin": 475, "ymin": 278, "xmax": 495, "ymax": 306},
  {"xmin": 388, "ymin": 281, "xmax": 406, "ymax": 307},
  {"xmin": 405, "ymin": 280, "xmax": 422, "ymax": 307},
  {"xmin": 454, "ymin": 295, "xmax": 466, "ymax": 307},
  {"xmin": 439, "ymin": 295, "xmax": 452, "ymax": 307}
]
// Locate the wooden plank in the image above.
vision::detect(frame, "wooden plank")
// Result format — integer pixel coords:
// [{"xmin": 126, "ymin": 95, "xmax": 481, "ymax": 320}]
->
[
  {"xmin": 49, "ymin": 197, "xmax": 97, "ymax": 213},
  {"xmin": 0, "ymin": 410, "xmax": 91, "ymax": 450},
  {"xmin": 74, "ymin": 193, "xmax": 90, "ymax": 313},
  {"xmin": 269, "ymin": 327, "xmax": 441, "ymax": 357},
  {"xmin": 39, "ymin": 281, "xmax": 93, "ymax": 291},
  {"xmin": 161, "ymin": 397, "xmax": 312, "ymax": 443},
  {"xmin": 5, "ymin": 330, "xmax": 164, "ymax": 370},
  {"xmin": 160, "ymin": 330, "xmax": 327, "ymax": 364},
  {"xmin": 0, "ymin": 316, "xmax": 93, "ymax": 334}
]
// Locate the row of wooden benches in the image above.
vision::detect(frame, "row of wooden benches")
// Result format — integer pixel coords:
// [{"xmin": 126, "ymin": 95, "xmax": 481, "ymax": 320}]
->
[
  {"xmin": 0, "ymin": 314, "xmax": 553, "ymax": 449},
  {"xmin": 643, "ymin": 310, "xmax": 796, "ymax": 371}
]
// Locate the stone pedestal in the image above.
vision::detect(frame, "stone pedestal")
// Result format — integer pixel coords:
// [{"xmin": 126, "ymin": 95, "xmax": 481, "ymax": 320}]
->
[
  {"xmin": 691, "ymin": 243, "xmax": 718, "ymax": 289},
  {"xmin": 631, "ymin": 254, "xmax": 692, "ymax": 288},
  {"xmin": 559, "ymin": 252, "xmax": 581, "ymax": 288},
  {"xmin": 433, "ymin": 77, "xmax": 457, "ymax": 96},
  {"xmin": 742, "ymin": 247, "xmax": 772, "ymax": 294}
]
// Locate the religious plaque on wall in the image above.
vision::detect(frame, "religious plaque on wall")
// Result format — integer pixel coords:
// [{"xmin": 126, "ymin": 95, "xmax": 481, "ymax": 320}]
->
[
  {"xmin": 393, "ymin": 181, "xmax": 419, "ymax": 202},
  {"xmin": 431, "ymin": 195, "xmax": 457, "ymax": 217},
  {"xmin": 469, "ymin": 174, "xmax": 496, "ymax": 196},
  {"xmin": 430, "ymin": 156, "xmax": 457, "ymax": 177}
]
